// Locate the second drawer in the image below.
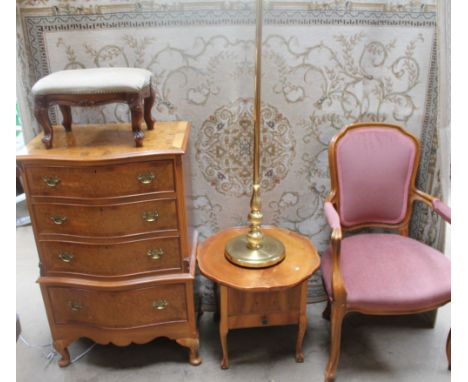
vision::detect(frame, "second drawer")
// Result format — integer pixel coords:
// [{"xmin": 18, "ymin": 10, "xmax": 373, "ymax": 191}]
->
[
  {"xmin": 33, "ymin": 199, "xmax": 178, "ymax": 237},
  {"xmin": 39, "ymin": 236, "xmax": 183, "ymax": 278}
]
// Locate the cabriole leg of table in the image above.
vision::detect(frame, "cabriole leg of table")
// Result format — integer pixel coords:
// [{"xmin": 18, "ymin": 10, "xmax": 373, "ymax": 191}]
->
[
  {"xmin": 219, "ymin": 285, "xmax": 230, "ymax": 369},
  {"xmin": 295, "ymin": 281, "xmax": 308, "ymax": 362}
]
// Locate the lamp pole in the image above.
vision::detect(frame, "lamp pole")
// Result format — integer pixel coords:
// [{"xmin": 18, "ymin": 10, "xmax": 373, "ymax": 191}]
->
[{"xmin": 224, "ymin": 0, "xmax": 285, "ymax": 268}]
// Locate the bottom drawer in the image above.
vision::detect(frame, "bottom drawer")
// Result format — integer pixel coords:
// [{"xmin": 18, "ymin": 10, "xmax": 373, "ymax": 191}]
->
[{"xmin": 46, "ymin": 283, "xmax": 188, "ymax": 329}]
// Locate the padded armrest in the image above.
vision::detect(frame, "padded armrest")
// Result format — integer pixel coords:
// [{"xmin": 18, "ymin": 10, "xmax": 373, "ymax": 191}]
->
[
  {"xmin": 324, "ymin": 202, "xmax": 341, "ymax": 230},
  {"xmin": 433, "ymin": 199, "xmax": 451, "ymax": 224}
]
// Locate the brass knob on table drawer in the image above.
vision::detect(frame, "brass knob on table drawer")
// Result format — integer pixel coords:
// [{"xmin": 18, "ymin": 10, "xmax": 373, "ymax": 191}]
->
[
  {"xmin": 137, "ymin": 172, "xmax": 155, "ymax": 184},
  {"xmin": 68, "ymin": 301, "xmax": 83, "ymax": 312},
  {"xmin": 58, "ymin": 252, "xmax": 74, "ymax": 263},
  {"xmin": 147, "ymin": 248, "xmax": 164, "ymax": 260},
  {"xmin": 152, "ymin": 299, "xmax": 169, "ymax": 310},
  {"xmin": 50, "ymin": 215, "xmax": 67, "ymax": 225},
  {"xmin": 42, "ymin": 176, "xmax": 60, "ymax": 187},
  {"xmin": 142, "ymin": 211, "xmax": 159, "ymax": 222}
]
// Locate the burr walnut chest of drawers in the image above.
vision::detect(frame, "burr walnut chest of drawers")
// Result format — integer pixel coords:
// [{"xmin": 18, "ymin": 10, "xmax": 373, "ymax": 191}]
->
[{"xmin": 16, "ymin": 121, "xmax": 201, "ymax": 366}]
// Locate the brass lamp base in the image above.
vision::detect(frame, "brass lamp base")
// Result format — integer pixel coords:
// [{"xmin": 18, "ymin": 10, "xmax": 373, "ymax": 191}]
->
[{"xmin": 225, "ymin": 234, "xmax": 285, "ymax": 268}]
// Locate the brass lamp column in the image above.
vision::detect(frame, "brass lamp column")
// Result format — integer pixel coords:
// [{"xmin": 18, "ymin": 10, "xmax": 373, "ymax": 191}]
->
[{"xmin": 224, "ymin": 0, "xmax": 285, "ymax": 268}]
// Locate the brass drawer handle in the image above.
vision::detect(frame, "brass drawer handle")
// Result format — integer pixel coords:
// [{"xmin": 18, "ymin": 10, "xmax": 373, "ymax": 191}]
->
[
  {"xmin": 42, "ymin": 176, "xmax": 60, "ymax": 187},
  {"xmin": 58, "ymin": 252, "xmax": 74, "ymax": 263},
  {"xmin": 142, "ymin": 211, "xmax": 159, "ymax": 222},
  {"xmin": 50, "ymin": 215, "xmax": 67, "ymax": 225},
  {"xmin": 137, "ymin": 172, "xmax": 155, "ymax": 184},
  {"xmin": 147, "ymin": 248, "xmax": 164, "ymax": 260},
  {"xmin": 153, "ymin": 300, "xmax": 169, "ymax": 310},
  {"xmin": 68, "ymin": 301, "xmax": 83, "ymax": 312}
]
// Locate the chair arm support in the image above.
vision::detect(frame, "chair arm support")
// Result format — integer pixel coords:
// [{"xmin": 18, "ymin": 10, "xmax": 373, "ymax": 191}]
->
[
  {"xmin": 433, "ymin": 199, "xmax": 451, "ymax": 224},
  {"xmin": 324, "ymin": 201, "xmax": 341, "ymax": 230},
  {"xmin": 324, "ymin": 202, "xmax": 347, "ymax": 303},
  {"xmin": 413, "ymin": 189, "xmax": 451, "ymax": 224}
]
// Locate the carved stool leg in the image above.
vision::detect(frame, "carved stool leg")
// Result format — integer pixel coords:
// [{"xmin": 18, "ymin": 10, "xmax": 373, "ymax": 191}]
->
[
  {"xmin": 59, "ymin": 105, "xmax": 72, "ymax": 132},
  {"xmin": 446, "ymin": 329, "xmax": 451, "ymax": 370},
  {"xmin": 296, "ymin": 281, "xmax": 308, "ymax": 362},
  {"xmin": 34, "ymin": 97, "xmax": 53, "ymax": 149},
  {"xmin": 176, "ymin": 338, "xmax": 202, "ymax": 366},
  {"xmin": 324, "ymin": 303, "xmax": 347, "ymax": 382},
  {"xmin": 144, "ymin": 84, "xmax": 155, "ymax": 130},
  {"xmin": 128, "ymin": 94, "xmax": 144, "ymax": 147},
  {"xmin": 219, "ymin": 285, "xmax": 229, "ymax": 369},
  {"xmin": 53, "ymin": 340, "xmax": 71, "ymax": 367}
]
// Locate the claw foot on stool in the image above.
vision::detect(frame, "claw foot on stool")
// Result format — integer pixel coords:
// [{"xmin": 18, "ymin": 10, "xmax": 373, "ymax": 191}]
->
[
  {"xmin": 176, "ymin": 338, "xmax": 202, "ymax": 366},
  {"xmin": 53, "ymin": 340, "xmax": 71, "ymax": 367}
]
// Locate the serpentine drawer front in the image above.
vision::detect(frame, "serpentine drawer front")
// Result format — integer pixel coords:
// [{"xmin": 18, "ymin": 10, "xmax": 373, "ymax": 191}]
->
[
  {"xmin": 33, "ymin": 199, "xmax": 178, "ymax": 237},
  {"xmin": 25, "ymin": 160, "xmax": 175, "ymax": 199},
  {"xmin": 17, "ymin": 122, "xmax": 201, "ymax": 366},
  {"xmin": 39, "ymin": 236, "xmax": 182, "ymax": 278},
  {"xmin": 47, "ymin": 283, "xmax": 188, "ymax": 328}
]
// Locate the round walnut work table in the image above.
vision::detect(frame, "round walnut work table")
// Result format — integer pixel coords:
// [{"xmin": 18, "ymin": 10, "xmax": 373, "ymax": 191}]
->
[{"xmin": 197, "ymin": 226, "xmax": 320, "ymax": 369}]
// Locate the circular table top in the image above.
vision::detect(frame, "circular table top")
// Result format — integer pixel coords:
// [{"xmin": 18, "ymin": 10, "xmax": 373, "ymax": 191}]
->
[{"xmin": 197, "ymin": 226, "xmax": 320, "ymax": 292}]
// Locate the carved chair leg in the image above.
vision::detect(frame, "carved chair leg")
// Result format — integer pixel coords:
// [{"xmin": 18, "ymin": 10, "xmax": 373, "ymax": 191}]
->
[
  {"xmin": 128, "ymin": 95, "xmax": 144, "ymax": 147},
  {"xmin": 176, "ymin": 337, "xmax": 202, "ymax": 366},
  {"xmin": 322, "ymin": 300, "xmax": 331, "ymax": 321},
  {"xmin": 446, "ymin": 329, "xmax": 451, "ymax": 370},
  {"xmin": 59, "ymin": 105, "xmax": 72, "ymax": 132},
  {"xmin": 144, "ymin": 84, "xmax": 155, "ymax": 130},
  {"xmin": 324, "ymin": 303, "xmax": 347, "ymax": 382},
  {"xmin": 53, "ymin": 340, "xmax": 71, "ymax": 367},
  {"xmin": 34, "ymin": 98, "xmax": 53, "ymax": 149}
]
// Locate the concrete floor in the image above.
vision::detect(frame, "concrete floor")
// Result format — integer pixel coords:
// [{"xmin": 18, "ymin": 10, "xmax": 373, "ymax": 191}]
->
[{"xmin": 16, "ymin": 224, "xmax": 451, "ymax": 382}]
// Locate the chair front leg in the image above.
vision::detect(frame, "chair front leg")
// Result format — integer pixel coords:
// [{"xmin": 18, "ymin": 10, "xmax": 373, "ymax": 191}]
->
[{"xmin": 324, "ymin": 303, "xmax": 347, "ymax": 382}]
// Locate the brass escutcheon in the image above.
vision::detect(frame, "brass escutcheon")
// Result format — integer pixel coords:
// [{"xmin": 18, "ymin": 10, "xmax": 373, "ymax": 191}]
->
[
  {"xmin": 68, "ymin": 301, "xmax": 83, "ymax": 312},
  {"xmin": 58, "ymin": 252, "xmax": 74, "ymax": 263},
  {"xmin": 152, "ymin": 299, "xmax": 169, "ymax": 310},
  {"xmin": 137, "ymin": 172, "xmax": 155, "ymax": 184},
  {"xmin": 147, "ymin": 248, "xmax": 164, "ymax": 260},
  {"xmin": 142, "ymin": 211, "xmax": 159, "ymax": 222},
  {"xmin": 42, "ymin": 176, "xmax": 60, "ymax": 187},
  {"xmin": 50, "ymin": 215, "xmax": 67, "ymax": 225}
]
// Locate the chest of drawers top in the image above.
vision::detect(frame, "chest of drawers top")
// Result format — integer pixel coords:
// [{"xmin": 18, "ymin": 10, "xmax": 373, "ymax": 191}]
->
[{"xmin": 17, "ymin": 121, "xmax": 191, "ymax": 164}]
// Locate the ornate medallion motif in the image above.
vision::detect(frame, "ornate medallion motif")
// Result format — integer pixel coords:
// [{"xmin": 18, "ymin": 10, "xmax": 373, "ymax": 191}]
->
[{"xmin": 195, "ymin": 98, "xmax": 295, "ymax": 196}]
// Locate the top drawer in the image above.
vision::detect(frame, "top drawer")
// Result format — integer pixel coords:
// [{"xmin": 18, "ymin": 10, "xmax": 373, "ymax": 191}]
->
[{"xmin": 24, "ymin": 160, "xmax": 175, "ymax": 199}]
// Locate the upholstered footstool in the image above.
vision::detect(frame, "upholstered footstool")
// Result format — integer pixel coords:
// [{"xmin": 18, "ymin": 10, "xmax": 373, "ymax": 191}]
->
[{"xmin": 32, "ymin": 67, "xmax": 155, "ymax": 149}]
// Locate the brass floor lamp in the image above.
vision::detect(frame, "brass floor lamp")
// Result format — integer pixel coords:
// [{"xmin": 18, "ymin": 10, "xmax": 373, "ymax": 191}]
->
[{"xmin": 224, "ymin": 0, "xmax": 286, "ymax": 268}]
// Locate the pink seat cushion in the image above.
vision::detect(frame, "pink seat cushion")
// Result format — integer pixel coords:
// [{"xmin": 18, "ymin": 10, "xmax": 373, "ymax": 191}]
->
[{"xmin": 321, "ymin": 233, "xmax": 451, "ymax": 312}]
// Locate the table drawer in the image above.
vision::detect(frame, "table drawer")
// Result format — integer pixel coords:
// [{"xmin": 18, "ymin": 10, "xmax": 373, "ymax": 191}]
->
[
  {"xmin": 39, "ymin": 237, "xmax": 182, "ymax": 277},
  {"xmin": 47, "ymin": 283, "xmax": 188, "ymax": 328},
  {"xmin": 33, "ymin": 199, "xmax": 178, "ymax": 237},
  {"xmin": 25, "ymin": 160, "xmax": 175, "ymax": 198}
]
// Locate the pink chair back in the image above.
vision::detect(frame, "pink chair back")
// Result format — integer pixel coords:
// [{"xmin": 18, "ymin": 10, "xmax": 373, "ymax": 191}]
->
[{"xmin": 333, "ymin": 124, "xmax": 419, "ymax": 228}]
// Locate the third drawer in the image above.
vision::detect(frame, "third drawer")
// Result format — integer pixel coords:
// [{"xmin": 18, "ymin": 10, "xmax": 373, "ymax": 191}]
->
[{"xmin": 39, "ymin": 236, "xmax": 183, "ymax": 278}]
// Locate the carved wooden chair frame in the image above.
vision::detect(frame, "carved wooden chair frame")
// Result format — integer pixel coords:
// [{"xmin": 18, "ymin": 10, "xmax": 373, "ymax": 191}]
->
[
  {"xmin": 34, "ymin": 82, "xmax": 155, "ymax": 149},
  {"xmin": 323, "ymin": 121, "xmax": 451, "ymax": 381}
]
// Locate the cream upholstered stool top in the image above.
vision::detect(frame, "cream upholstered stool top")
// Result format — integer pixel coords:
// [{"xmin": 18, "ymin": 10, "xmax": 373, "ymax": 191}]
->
[{"xmin": 32, "ymin": 67, "xmax": 155, "ymax": 149}]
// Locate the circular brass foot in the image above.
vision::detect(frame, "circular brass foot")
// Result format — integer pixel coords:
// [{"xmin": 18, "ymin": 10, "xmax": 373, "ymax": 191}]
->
[{"xmin": 225, "ymin": 234, "xmax": 285, "ymax": 268}]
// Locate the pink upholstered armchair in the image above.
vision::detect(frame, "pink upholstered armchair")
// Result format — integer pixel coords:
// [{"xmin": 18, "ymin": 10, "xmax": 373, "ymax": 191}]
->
[{"xmin": 321, "ymin": 122, "xmax": 451, "ymax": 382}]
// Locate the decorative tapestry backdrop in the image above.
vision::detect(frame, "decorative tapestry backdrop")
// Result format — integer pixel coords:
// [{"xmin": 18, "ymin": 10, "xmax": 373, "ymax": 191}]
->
[{"xmin": 16, "ymin": 0, "xmax": 445, "ymax": 310}]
